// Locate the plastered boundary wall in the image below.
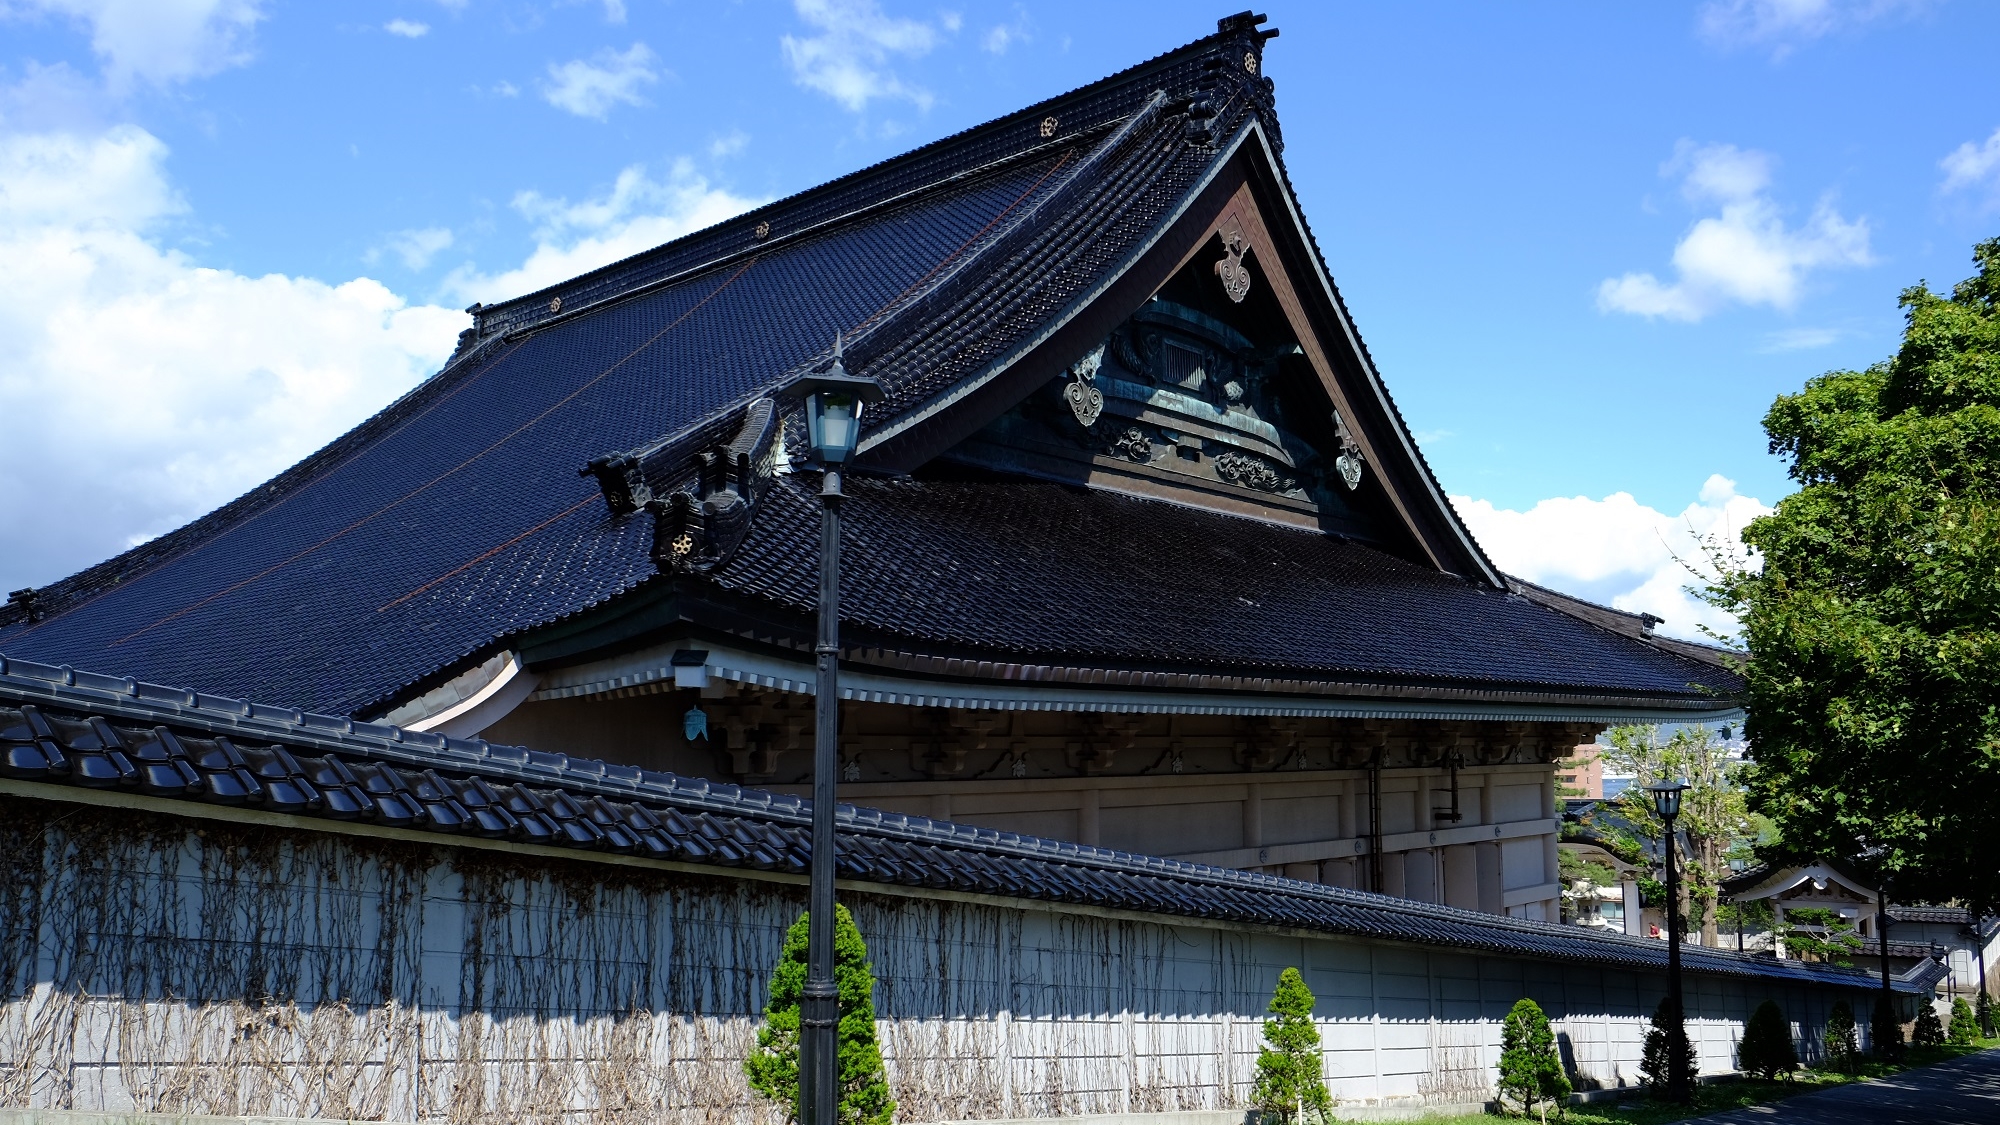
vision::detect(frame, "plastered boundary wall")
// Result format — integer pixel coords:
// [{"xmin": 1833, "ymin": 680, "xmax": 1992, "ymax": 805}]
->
[{"xmin": 0, "ymin": 791, "xmax": 1872, "ymax": 1124}]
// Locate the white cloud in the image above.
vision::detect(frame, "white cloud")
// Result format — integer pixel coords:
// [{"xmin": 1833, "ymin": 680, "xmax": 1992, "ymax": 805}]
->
[
  {"xmin": 1939, "ymin": 126, "xmax": 2000, "ymax": 208},
  {"xmin": 442, "ymin": 159, "xmax": 764, "ymax": 305},
  {"xmin": 541, "ymin": 42, "xmax": 660, "ymax": 120},
  {"xmin": 601, "ymin": 0, "xmax": 626, "ymax": 23},
  {"xmin": 1758, "ymin": 325, "xmax": 1845, "ymax": 352},
  {"xmin": 781, "ymin": 0, "xmax": 942, "ymax": 113},
  {"xmin": 708, "ymin": 129, "xmax": 748, "ymax": 159},
  {"xmin": 371, "ymin": 225, "xmax": 453, "ymax": 270},
  {"xmin": 0, "ymin": 125, "xmax": 465, "ymax": 594},
  {"xmin": 384, "ymin": 18, "xmax": 428, "ymax": 38},
  {"xmin": 1597, "ymin": 141, "xmax": 1871, "ymax": 322},
  {"xmin": 980, "ymin": 7, "xmax": 1032, "ymax": 54},
  {"xmin": 1453, "ymin": 475, "xmax": 1772, "ymax": 643},
  {"xmin": 1697, "ymin": 0, "xmax": 1924, "ymax": 58},
  {"xmin": 12, "ymin": 0, "xmax": 266, "ymax": 90}
]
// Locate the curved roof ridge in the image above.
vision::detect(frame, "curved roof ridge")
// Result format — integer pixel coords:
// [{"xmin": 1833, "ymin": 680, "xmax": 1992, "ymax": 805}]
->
[{"xmin": 463, "ymin": 18, "xmax": 1267, "ymax": 347}]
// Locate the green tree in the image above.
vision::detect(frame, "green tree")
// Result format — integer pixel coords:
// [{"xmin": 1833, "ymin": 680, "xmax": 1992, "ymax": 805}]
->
[
  {"xmin": 1776, "ymin": 907, "xmax": 1865, "ymax": 966},
  {"xmin": 1737, "ymin": 1000, "xmax": 1798, "ymax": 1080},
  {"xmin": 1871, "ymin": 995, "xmax": 1904, "ymax": 1061},
  {"xmin": 1822, "ymin": 1001, "xmax": 1860, "ymax": 1073},
  {"xmin": 1948, "ymin": 997, "xmax": 1979, "ymax": 1045},
  {"xmin": 1638, "ymin": 996, "xmax": 1698, "ymax": 1100},
  {"xmin": 1912, "ymin": 1002, "xmax": 1946, "ymax": 1049},
  {"xmin": 1600, "ymin": 725, "xmax": 1752, "ymax": 945},
  {"xmin": 1978, "ymin": 991, "xmax": 1995, "ymax": 1038},
  {"xmin": 1251, "ymin": 967, "xmax": 1332, "ymax": 1125},
  {"xmin": 744, "ymin": 905, "xmax": 896, "ymax": 1125},
  {"xmin": 1496, "ymin": 998, "xmax": 1571, "ymax": 1122},
  {"xmin": 1700, "ymin": 238, "xmax": 2000, "ymax": 910},
  {"xmin": 1557, "ymin": 848, "xmax": 1620, "ymax": 924}
]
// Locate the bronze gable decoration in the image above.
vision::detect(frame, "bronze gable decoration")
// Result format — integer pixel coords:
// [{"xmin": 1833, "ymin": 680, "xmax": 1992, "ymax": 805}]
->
[{"xmin": 1214, "ymin": 213, "xmax": 1252, "ymax": 303}]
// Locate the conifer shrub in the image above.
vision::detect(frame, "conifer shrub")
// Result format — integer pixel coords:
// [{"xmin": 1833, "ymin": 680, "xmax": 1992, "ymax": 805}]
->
[
  {"xmin": 1251, "ymin": 967, "xmax": 1333, "ymax": 1125},
  {"xmin": 745, "ymin": 905, "xmax": 895, "ymax": 1125},
  {"xmin": 1637, "ymin": 997, "xmax": 1698, "ymax": 1099},
  {"xmin": 1870, "ymin": 995, "xmax": 1904, "ymax": 1061},
  {"xmin": 1821, "ymin": 1001, "xmax": 1859, "ymax": 1073},
  {"xmin": 1496, "ymin": 998, "xmax": 1571, "ymax": 1121},
  {"xmin": 1736, "ymin": 1000, "xmax": 1797, "ymax": 1080},
  {"xmin": 1912, "ymin": 1001, "xmax": 1945, "ymax": 1049},
  {"xmin": 1949, "ymin": 997, "xmax": 1979, "ymax": 1046},
  {"xmin": 1979, "ymin": 991, "xmax": 1995, "ymax": 1038}
]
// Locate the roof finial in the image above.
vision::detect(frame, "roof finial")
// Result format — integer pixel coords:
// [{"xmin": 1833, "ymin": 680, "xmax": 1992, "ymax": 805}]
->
[{"xmin": 830, "ymin": 331, "xmax": 846, "ymax": 375}]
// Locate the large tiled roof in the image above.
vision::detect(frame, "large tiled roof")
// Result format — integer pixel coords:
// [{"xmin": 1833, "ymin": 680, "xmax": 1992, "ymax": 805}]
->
[
  {"xmin": 0, "ymin": 14, "xmax": 1736, "ymax": 725},
  {"xmin": 715, "ymin": 475, "xmax": 1740, "ymax": 701},
  {"xmin": 0, "ymin": 652, "xmax": 1925, "ymax": 994},
  {"xmin": 0, "ymin": 20, "xmax": 1276, "ymax": 716}
]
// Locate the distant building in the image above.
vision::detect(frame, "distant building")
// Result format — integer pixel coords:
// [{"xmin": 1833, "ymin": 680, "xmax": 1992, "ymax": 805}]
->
[
  {"xmin": 1723, "ymin": 861, "xmax": 1998, "ymax": 1008},
  {"xmin": 1556, "ymin": 743, "xmax": 1603, "ymax": 798}
]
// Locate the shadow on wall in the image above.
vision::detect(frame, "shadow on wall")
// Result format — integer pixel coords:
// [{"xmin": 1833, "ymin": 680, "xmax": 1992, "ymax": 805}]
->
[{"xmin": 0, "ymin": 797, "xmax": 1880, "ymax": 1122}]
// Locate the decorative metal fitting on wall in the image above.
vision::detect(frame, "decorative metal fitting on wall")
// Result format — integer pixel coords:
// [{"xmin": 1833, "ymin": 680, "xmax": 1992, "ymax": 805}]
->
[
  {"xmin": 1040, "ymin": 115, "xmax": 1059, "ymax": 138},
  {"xmin": 754, "ymin": 221, "xmax": 771, "ymax": 240},
  {"xmin": 549, "ymin": 296, "xmax": 563, "ymax": 314},
  {"xmin": 1214, "ymin": 214, "xmax": 1252, "ymax": 303},
  {"xmin": 1243, "ymin": 51, "xmax": 1258, "ymax": 74},
  {"xmin": 1063, "ymin": 343, "xmax": 1105, "ymax": 427},
  {"xmin": 1333, "ymin": 410, "xmax": 1366, "ymax": 490},
  {"xmin": 1336, "ymin": 451, "xmax": 1364, "ymax": 490}
]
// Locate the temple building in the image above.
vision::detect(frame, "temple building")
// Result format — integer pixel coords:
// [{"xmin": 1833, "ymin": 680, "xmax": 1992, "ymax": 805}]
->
[
  {"xmin": 1, "ymin": 12, "xmax": 1735, "ymax": 928},
  {"xmin": 3, "ymin": 19, "xmax": 1945, "ymax": 1120}
]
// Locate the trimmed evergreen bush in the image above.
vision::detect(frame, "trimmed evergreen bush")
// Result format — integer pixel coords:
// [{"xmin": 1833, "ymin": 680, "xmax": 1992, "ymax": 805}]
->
[
  {"xmin": 1638, "ymin": 996, "xmax": 1698, "ymax": 1100},
  {"xmin": 1497, "ymin": 998, "xmax": 1572, "ymax": 1121},
  {"xmin": 1980, "ymin": 991, "xmax": 1996, "ymax": 1038},
  {"xmin": 1822, "ymin": 1001, "xmax": 1859, "ymax": 1073},
  {"xmin": 1251, "ymin": 967, "xmax": 1333, "ymax": 1125},
  {"xmin": 745, "ymin": 905, "xmax": 895, "ymax": 1125},
  {"xmin": 1736, "ymin": 1000, "xmax": 1797, "ymax": 1080},
  {"xmin": 1871, "ymin": 994, "xmax": 1904, "ymax": 1060},
  {"xmin": 1912, "ymin": 1001, "xmax": 1945, "ymax": 1048},
  {"xmin": 1949, "ymin": 997, "xmax": 1979, "ymax": 1045}
]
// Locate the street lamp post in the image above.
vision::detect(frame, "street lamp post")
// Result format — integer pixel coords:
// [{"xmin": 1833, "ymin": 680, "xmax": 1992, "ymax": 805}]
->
[
  {"xmin": 790, "ymin": 340, "xmax": 883, "ymax": 1125},
  {"xmin": 1860, "ymin": 841, "xmax": 1897, "ymax": 1060},
  {"xmin": 1647, "ymin": 779, "xmax": 1691, "ymax": 1105}
]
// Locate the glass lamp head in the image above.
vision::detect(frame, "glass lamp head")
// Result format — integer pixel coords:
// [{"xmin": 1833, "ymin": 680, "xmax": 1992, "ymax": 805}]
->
[
  {"xmin": 787, "ymin": 336, "xmax": 884, "ymax": 466},
  {"xmin": 807, "ymin": 391, "xmax": 863, "ymax": 463},
  {"xmin": 1646, "ymin": 779, "xmax": 1688, "ymax": 819}
]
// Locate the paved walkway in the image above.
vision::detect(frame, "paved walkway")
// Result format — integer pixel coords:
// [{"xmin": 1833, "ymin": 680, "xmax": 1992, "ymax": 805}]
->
[{"xmin": 1681, "ymin": 1049, "xmax": 2000, "ymax": 1124}]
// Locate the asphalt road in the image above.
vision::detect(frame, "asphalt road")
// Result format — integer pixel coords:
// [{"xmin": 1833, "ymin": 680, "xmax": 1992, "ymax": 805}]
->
[{"xmin": 1682, "ymin": 1050, "xmax": 2000, "ymax": 1124}]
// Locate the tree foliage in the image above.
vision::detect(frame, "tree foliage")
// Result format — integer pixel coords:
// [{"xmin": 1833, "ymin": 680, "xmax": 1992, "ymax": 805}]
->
[
  {"xmin": 1600, "ymin": 725, "xmax": 1751, "ymax": 944},
  {"xmin": 1497, "ymin": 998, "xmax": 1571, "ymax": 1121},
  {"xmin": 744, "ymin": 905, "xmax": 895, "ymax": 1125},
  {"xmin": 1978, "ymin": 991, "xmax": 1995, "ymax": 1038},
  {"xmin": 1775, "ymin": 906, "xmax": 1864, "ymax": 966},
  {"xmin": 1638, "ymin": 996, "xmax": 1698, "ymax": 1099},
  {"xmin": 1737, "ymin": 1000, "xmax": 1798, "ymax": 1079},
  {"xmin": 1251, "ymin": 967, "xmax": 1332, "ymax": 1125},
  {"xmin": 1912, "ymin": 1001, "xmax": 1946, "ymax": 1049},
  {"xmin": 1822, "ymin": 1000, "xmax": 1860, "ymax": 1073},
  {"xmin": 1948, "ymin": 997, "xmax": 1979, "ymax": 1046},
  {"xmin": 1702, "ymin": 238, "xmax": 2000, "ymax": 909}
]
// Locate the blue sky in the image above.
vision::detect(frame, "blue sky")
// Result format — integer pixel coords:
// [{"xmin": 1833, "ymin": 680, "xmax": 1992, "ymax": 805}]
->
[{"xmin": 3, "ymin": 0, "xmax": 1997, "ymax": 639}]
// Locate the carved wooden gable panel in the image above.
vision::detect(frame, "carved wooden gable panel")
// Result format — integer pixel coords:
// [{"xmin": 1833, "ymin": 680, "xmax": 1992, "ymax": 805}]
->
[{"xmin": 945, "ymin": 206, "xmax": 1378, "ymax": 539}]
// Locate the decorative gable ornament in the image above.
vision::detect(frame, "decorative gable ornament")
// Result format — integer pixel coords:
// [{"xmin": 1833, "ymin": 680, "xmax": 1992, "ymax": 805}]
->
[
  {"xmin": 1063, "ymin": 344, "xmax": 1106, "ymax": 427},
  {"xmin": 1336, "ymin": 451, "xmax": 1364, "ymax": 490},
  {"xmin": 1214, "ymin": 214, "xmax": 1252, "ymax": 303}
]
